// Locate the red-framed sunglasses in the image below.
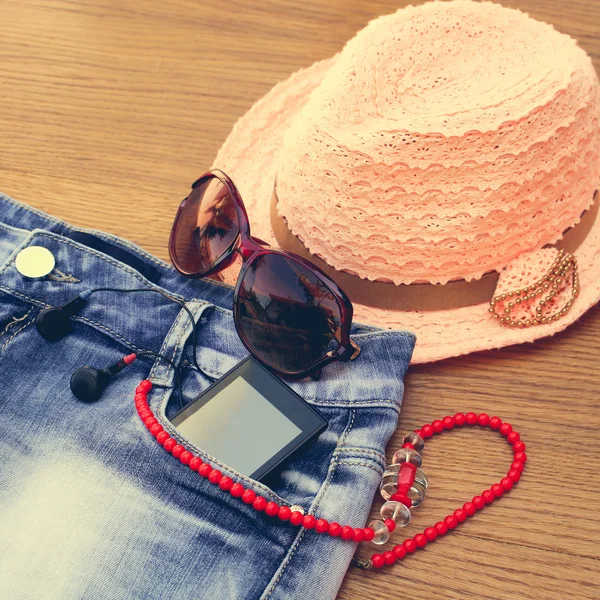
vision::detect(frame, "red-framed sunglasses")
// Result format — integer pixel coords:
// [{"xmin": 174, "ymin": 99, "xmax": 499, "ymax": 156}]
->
[{"xmin": 169, "ymin": 170, "xmax": 360, "ymax": 379}]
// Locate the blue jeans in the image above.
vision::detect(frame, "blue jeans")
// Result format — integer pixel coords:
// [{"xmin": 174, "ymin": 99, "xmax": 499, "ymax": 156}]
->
[{"xmin": 0, "ymin": 193, "xmax": 415, "ymax": 600}]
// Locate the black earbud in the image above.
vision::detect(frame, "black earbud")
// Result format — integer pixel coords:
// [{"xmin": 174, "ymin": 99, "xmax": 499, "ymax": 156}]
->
[
  {"xmin": 36, "ymin": 291, "xmax": 92, "ymax": 342},
  {"xmin": 70, "ymin": 353, "xmax": 137, "ymax": 402}
]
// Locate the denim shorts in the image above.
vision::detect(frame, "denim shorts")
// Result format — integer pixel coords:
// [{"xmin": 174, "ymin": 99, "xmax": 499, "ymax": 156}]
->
[{"xmin": 0, "ymin": 193, "xmax": 415, "ymax": 600}]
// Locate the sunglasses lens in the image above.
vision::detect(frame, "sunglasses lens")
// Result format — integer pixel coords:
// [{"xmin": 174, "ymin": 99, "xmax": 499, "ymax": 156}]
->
[
  {"xmin": 237, "ymin": 253, "xmax": 343, "ymax": 374},
  {"xmin": 171, "ymin": 175, "xmax": 239, "ymax": 275}
]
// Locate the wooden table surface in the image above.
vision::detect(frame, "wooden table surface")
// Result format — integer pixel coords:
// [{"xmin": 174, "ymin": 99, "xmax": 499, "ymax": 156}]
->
[{"xmin": 1, "ymin": 1, "xmax": 599, "ymax": 598}]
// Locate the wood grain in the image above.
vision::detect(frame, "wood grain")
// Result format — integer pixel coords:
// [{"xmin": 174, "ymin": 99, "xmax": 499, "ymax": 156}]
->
[{"xmin": 1, "ymin": 1, "xmax": 599, "ymax": 598}]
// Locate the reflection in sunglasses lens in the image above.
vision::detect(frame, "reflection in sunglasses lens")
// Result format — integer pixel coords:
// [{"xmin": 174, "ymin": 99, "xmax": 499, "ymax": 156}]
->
[
  {"xmin": 172, "ymin": 176, "xmax": 239, "ymax": 275},
  {"xmin": 237, "ymin": 253, "xmax": 342, "ymax": 374}
]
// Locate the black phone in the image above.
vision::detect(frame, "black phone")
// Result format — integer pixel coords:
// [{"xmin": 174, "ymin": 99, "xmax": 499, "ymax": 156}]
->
[{"xmin": 170, "ymin": 357, "xmax": 327, "ymax": 482}]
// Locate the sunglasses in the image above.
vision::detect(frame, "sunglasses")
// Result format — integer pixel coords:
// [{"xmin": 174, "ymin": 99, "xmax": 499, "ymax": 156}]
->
[{"xmin": 169, "ymin": 170, "xmax": 360, "ymax": 379}]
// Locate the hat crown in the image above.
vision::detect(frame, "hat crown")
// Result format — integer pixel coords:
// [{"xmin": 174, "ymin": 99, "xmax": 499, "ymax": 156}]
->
[{"xmin": 276, "ymin": 0, "xmax": 600, "ymax": 284}]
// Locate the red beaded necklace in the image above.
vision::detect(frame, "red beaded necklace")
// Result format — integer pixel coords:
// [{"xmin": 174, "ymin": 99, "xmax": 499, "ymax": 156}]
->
[{"xmin": 134, "ymin": 379, "xmax": 526, "ymax": 570}]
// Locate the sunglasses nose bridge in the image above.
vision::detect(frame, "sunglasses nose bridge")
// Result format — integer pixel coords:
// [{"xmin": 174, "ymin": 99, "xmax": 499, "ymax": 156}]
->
[{"xmin": 238, "ymin": 237, "xmax": 264, "ymax": 261}]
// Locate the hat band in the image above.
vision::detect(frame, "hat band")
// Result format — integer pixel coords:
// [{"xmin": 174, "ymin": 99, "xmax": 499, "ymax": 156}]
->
[{"xmin": 270, "ymin": 186, "xmax": 597, "ymax": 312}]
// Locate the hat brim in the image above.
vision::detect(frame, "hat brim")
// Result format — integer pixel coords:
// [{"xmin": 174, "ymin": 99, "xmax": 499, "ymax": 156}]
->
[{"xmin": 213, "ymin": 58, "xmax": 600, "ymax": 363}]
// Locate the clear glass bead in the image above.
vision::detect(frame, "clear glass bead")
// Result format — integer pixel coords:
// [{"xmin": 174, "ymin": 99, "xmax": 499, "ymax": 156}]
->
[
  {"xmin": 379, "ymin": 464, "xmax": 400, "ymax": 500},
  {"xmin": 380, "ymin": 500, "xmax": 411, "ymax": 527},
  {"xmin": 415, "ymin": 468, "xmax": 428, "ymax": 490},
  {"xmin": 368, "ymin": 519, "xmax": 390, "ymax": 545},
  {"xmin": 407, "ymin": 480, "xmax": 427, "ymax": 508},
  {"xmin": 391, "ymin": 448, "xmax": 422, "ymax": 468},
  {"xmin": 289, "ymin": 505, "xmax": 305, "ymax": 515},
  {"xmin": 401, "ymin": 432, "xmax": 425, "ymax": 452}
]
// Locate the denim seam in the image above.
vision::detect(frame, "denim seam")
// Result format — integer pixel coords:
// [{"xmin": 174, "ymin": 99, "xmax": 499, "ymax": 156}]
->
[
  {"xmin": 336, "ymin": 461, "xmax": 384, "ymax": 476},
  {"xmin": 261, "ymin": 409, "xmax": 357, "ymax": 599},
  {"xmin": 0, "ymin": 312, "xmax": 35, "ymax": 352},
  {"xmin": 0, "ymin": 307, "xmax": 33, "ymax": 342},
  {"xmin": 301, "ymin": 397, "xmax": 401, "ymax": 410},
  {"xmin": 333, "ymin": 447, "xmax": 386, "ymax": 467}
]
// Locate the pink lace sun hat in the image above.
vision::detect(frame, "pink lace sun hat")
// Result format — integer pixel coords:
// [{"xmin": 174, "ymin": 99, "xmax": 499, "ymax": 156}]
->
[{"xmin": 213, "ymin": 0, "xmax": 600, "ymax": 363}]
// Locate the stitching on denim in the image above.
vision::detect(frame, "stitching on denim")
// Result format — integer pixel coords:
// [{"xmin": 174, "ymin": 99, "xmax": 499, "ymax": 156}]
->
[
  {"xmin": 261, "ymin": 408, "xmax": 357, "ymax": 599},
  {"xmin": 302, "ymin": 396, "xmax": 401, "ymax": 410},
  {"xmin": 333, "ymin": 446, "xmax": 386, "ymax": 466},
  {"xmin": 47, "ymin": 269, "xmax": 80, "ymax": 283},
  {"xmin": 336, "ymin": 461, "xmax": 384, "ymax": 475},
  {"xmin": 0, "ymin": 308, "xmax": 33, "ymax": 342},
  {"xmin": 32, "ymin": 233, "xmax": 163, "ymax": 290},
  {"xmin": 0, "ymin": 313, "xmax": 34, "ymax": 352}
]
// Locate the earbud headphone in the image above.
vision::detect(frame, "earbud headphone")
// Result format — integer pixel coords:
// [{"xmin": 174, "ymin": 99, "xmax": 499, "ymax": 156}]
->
[
  {"xmin": 35, "ymin": 290, "xmax": 92, "ymax": 342},
  {"xmin": 37, "ymin": 286, "xmax": 215, "ymax": 403},
  {"xmin": 70, "ymin": 353, "xmax": 137, "ymax": 402}
]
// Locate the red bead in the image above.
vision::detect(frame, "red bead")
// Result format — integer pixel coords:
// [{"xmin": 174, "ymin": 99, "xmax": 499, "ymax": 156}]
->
[
  {"xmin": 513, "ymin": 441, "xmax": 526, "ymax": 452},
  {"xmin": 163, "ymin": 438, "xmax": 176, "ymax": 452},
  {"xmin": 424, "ymin": 527, "xmax": 438, "ymax": 542},
  {"xmin": 443, "ymin": 416, "xmax": 455, "ymax": 429},
  {"xmin": 242, "ymin": 489, "xmax": 256, "ymax": 504},
  {"xmin": 278, "ymin": 506, "xmax": 292, "ymax": 521},
  {"xmin": 500, "ymin": 477, "xmax": 514, "ymax": 492},
  {"xmin": 139, "ymin": 411, "xmax": 152, "ymax": 422},
  {"xmin": 414, "ymin": 533, "xmax": 428, "ymax": 548},
  {"xmin": 403, "ymin": 538, "xmax": 417, "ymax": 554},
  {"xmin": 508, "ymin": 469, "xmax": 521, "ymax": 483},
  {"xmin": 328, "ymin": 522, "xmax": 342, "ymax": 537},
  {"xmin": 511, "ymin": 461, "xmax": 525, "ymax": 472},
  {"xmin": 477, "ymin": 413, "xmax": 490, "ymax": 427},
  {"xmin": 316, "ymin": 519, "xmax": 329, "ymax": 534},
  {"xmin": 482, "ymin": 490, "xmax": 495, "ymax": 504},
  {"xmin": 444, "ymin": 515, "xmax": 458, "ymax": 529},
  {"xmin": 219, "ymin": 476, "xmax": 233, "ymax": 491},
  {"xmin": 473, "ymin": 496, "xmax": 486, "ymax": 510},
  {"xmin": 383, "ymin": 551, "xmax": 396, "ymax": 565},
  {"xmin": 372, "ymin": 554, "xmax": 385, "ymax": 569},
  {"xmin": 138, "ymin": 380, "xmax": 152, "ymax": 393},
  {"xmin": 463, "ymin": 501, "xmax": 477, "ymax": 516},
  {"xmin": 390, "ymin": 493, "xmax": 412, "ymax": 508},
  {"xmin": 253, "ymin": 496, "xmax": 267, "ymax": 512},
  {"xmin": 150, "ymin": 423, "xmax": 163, "ymax": 437},
  {"xmin": 514, "ymin": 451, "xmax": 527, "ymax": 463},
  {"xmin": 421, "ymin": 424, "xmax": 434, "ymax": 438},
  {"xmin": 208, "ymin": 469, "xmax": 222, "ymax": 484},
  {"xmin": 198, "ymin": 463, "xmax": 212, "ymax": 478},
  {"xmin": 179, "ymin": 450, "xmax": 192, "ymax": 465},
  {"xmin": 290, "ymin": 511, "xmax": 304, "ymax": 526},
  {"xmin": 491, "ymin": 484, "xmax": 504, "ymax": 498},
  {"xmin": 500, "ymin": 422, "xmax": 513, "ymax": 436},
  {"xmin": 507, "ymin": 431, "xmax": 520, "ymax": 444},
  {"xmin": 466, "ymin": 412, "xmax": 478, "ymax": 425},
  {"xmin": 393, "ymin": 544, "xmax": 407, "ymax": 560},
  {"xmin": 363, "ymin": 527, "xmax": 375, "ymax": 542},
  {"xmin": 454, "ymin": 508, "xmax": 467, "ymax": 523},
  {"xmin": 156, "ymin": 431, "xmax": 169, "ymax": 445},
  {"xmin": 432, "ymin": 419, "xmax": 444, "ymax": 433},
  {"xmin": 265, "ymin": 502, "xmax": 280, "ymax": 517},
  {"xmin": 414, "ymin": 430, "xmax": 423, "ymax": 438},
  {"xmin": 134, "ymin": 392, "xmax": 147, "ymax": 402},
  {"xmin": 454, "ymin": 412, "xmax": 466, "ymax": 426},
  {"xmin": 341, "ymin": 525, "xmax": 354, "ymax": 540},
  {"xmin": 144, "ymin": 416, "xmax": 158, "ymax": 428},
  {"xmin": 434, "ymin": 521, "xmax": 448, "ymax": 536},
  {"xmin": 353, "ymin": 528, "xmax": 364, "ymax": 542},
  {"xmin": 489, "ymin": 416, "xmax": 502, "ymax": 430},
  {"xmin": 230, "ymin": 483, "xmax": 244, "ymax": 497},
  {"xmin": 384, "ymin": 519, "xmax": 396, "ymax": 533},
  {"xmin": 171, "ymin": 445, "xmax": 184, "ymax": 459},
  {"xmin": 303, "ymin": 514, "xmax": 317, "ymax": 529}
]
